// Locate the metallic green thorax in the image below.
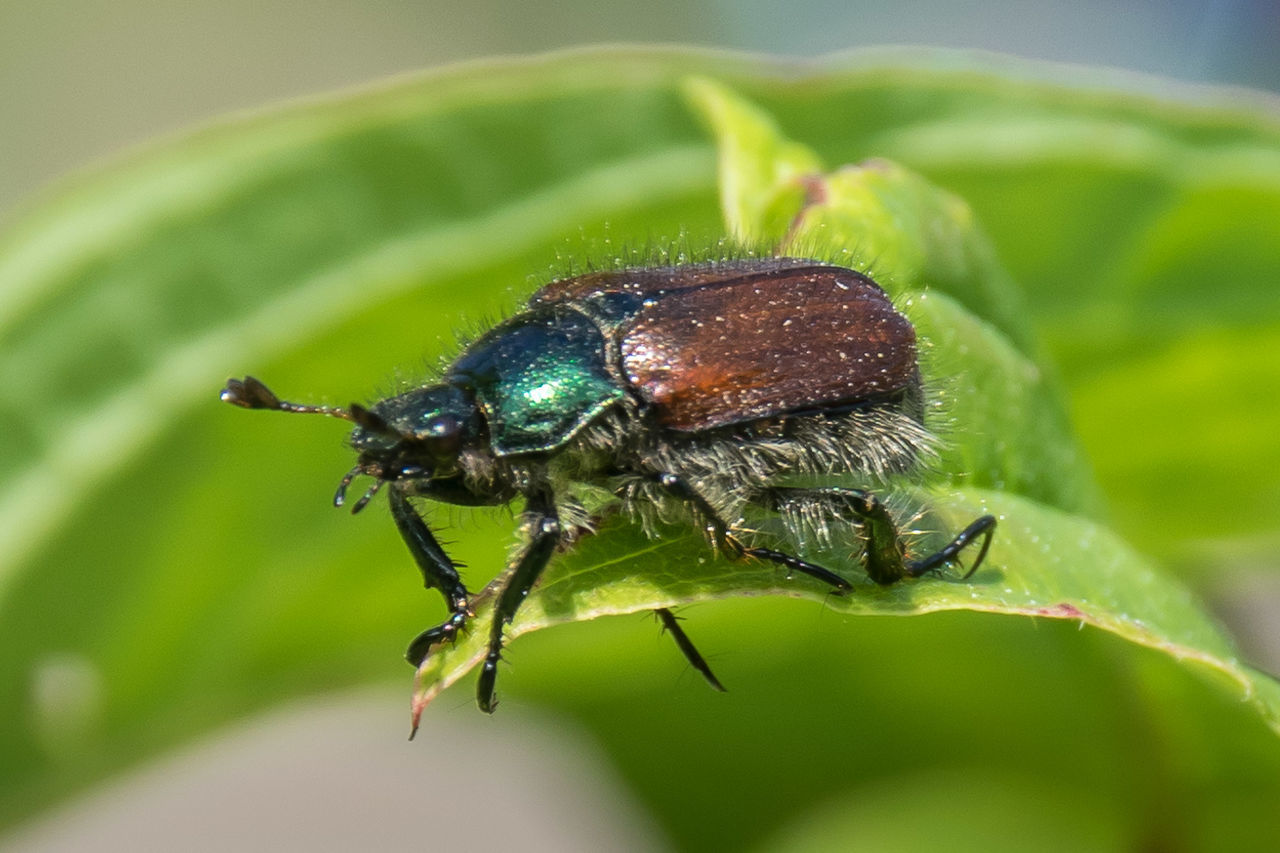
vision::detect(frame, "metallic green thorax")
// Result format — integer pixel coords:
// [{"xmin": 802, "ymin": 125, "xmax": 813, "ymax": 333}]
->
[{"xmin": 449, "ymin": 307, "xmax": 623, "ymax": 455}]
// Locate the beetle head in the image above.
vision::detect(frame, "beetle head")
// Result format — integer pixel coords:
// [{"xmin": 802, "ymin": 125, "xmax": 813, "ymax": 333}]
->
[
  {"xmin": 348, "ymin": 383, "xmax": 478, "ymax": 470},
  {"xmin": 220, "ymin": 376, "xmax": 484, "ymax": 513}
]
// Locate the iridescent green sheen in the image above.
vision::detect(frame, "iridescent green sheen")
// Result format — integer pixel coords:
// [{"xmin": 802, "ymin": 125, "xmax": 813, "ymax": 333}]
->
[{"xmin": 449, "ymin": 308, "xmax": 623, "ymax": 454}]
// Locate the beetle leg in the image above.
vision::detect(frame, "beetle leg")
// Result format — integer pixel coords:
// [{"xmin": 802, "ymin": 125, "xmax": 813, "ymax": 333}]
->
[
  {"xmin": 757, "ymin": 487, "xmax": 996, "ymax": 584},
  {"xmin": 650, "ymin": 472, "xmax": 851, "ymax": 591},
  {"xmin": 655, "ymin": 607, "xmax": 726, "ymax": 692},
  {"xmin": 758, "ymin": 486, "xmax": 906, "ymax": 584},
  {"xmin": 389, "ymin": 485, "xmax": 472, "ymax": 666},
  {"xmin": 650, "ymin": 472, "xmax": 744, "ymax": 554},
  {"xmin": 739, "ymin": 546, "xmax": 853, "ymax": 590},
  {"xmin": 477, "ymin": 493, "xmax": 561, "ymax": 714},
  {"xmin": 903, "ymin": 513, "xmax": 997, "ymax": 579}
]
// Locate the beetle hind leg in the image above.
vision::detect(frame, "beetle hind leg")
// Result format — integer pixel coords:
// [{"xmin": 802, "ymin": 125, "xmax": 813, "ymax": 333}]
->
[
  {"xmin": 904, "ymin": 512, "xmax": 997, "ymax": 579},
  {"xmin": 757, "ymin": 487, "xmax": 996, "ymax": 584}
]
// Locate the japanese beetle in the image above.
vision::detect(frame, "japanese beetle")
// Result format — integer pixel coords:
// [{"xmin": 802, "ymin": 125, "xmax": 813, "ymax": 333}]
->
[{"xmin": 222, "ymin": 258, "xmax": 995, "ymax": 712}]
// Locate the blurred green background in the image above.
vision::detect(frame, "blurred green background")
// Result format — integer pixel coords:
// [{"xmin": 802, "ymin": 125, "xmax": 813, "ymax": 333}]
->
[
  {"xmin": 3, "ymin": 2, "xmax": 1280, "ymax": 852},
  {"xmin": 3, "ymin": 0, "xmax": 1277, "ymax": 222}
]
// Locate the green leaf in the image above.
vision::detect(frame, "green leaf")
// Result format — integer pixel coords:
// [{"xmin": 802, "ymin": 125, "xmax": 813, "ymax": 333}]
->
[
  {"xmin": 682, "ymin": 76, "xmax": 823, "ymax": 246},
  {"xmin": 2, "ymin": 47, "xmax": 1279, "ymax": 846},
  {"xmin": 415, "ymin": 487, "xmax": 1280, "ymax": 732},
  {"xmin": 409, "ymin": 80, "xmax": 1278, "ymax": 742}
]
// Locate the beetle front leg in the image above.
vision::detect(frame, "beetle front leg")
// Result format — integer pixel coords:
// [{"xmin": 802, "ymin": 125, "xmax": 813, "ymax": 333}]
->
[
  {"xmin": 477, "ymin": 493, "xmax": 561, "ymax": 714},
  {"xmin": 389, "ymin": 485, "xmax": 471, "ymax": 666},
  {"xmin": 758, "ymin": 487, "xmax": 996, "ymax": 584}
]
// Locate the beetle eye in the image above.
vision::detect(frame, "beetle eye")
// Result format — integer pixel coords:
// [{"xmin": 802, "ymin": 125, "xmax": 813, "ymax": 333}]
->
[{"xmin": 421, "ymin": 414, "xmax": 462, "ymax": 460}]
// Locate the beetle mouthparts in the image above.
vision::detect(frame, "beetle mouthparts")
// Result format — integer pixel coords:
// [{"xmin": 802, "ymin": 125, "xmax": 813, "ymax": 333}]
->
[
  {"xmin": 350, "ymin": 480, "xmax": 384, "ymax": 514},
  {"xmin": 333, "ymin": 464, "xmax": 386, "ymax": 514},
  {"xmin": 333, "ymin": 465, "xmax": 363, "ymax": 508}
]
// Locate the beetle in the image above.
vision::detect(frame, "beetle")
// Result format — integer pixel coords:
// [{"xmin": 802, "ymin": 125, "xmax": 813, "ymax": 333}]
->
[{"xmin": 222, "ymin": 257, "xmax": 995, "ymax": 712}]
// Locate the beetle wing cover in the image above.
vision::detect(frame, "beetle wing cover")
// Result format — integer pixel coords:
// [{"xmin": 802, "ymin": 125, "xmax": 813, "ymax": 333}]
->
[
  {"xmin": 619, "ymin": 265, "xmax": 919, "ymax": 431},
  {"xmin": 533, "ymin": 258, "xmax": 818, "ymax": 304}
]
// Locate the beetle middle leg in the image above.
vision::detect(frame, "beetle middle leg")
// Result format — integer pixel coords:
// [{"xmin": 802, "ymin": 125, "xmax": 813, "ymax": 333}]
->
[
  {"xmin": 649, "ymin": 471, "xmax": 852, "ymax": 591},
  {"xmin": 631, "ymin": 470, "xmax": 840, "ymax": 690},
  {"xmin": 390, "ymin": 485, "xmax": 472, "ymax": 666},
  {"xmin": 655, "ymin": 607, "xmax": 726, "ymax": 692},
  {"xmin": 757, "ymin": 486, "xmax": 996, "ymax": 584},
  {"xmin": 476, "ymin": 493, "xmax": 562, "ymax": 713}
]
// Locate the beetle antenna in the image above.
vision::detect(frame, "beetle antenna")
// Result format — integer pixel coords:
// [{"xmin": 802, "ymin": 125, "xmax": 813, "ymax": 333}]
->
[
  {"xmin": 221, "ymin": 376, "xmax": 357, "ymax": 423},
  {"xmin": 350, "ymin": 479, "xmax": 384, "ymax": 514},
  {"xmin": 349, "ymin": 402, "xmax": 395, "ymax": 436}
]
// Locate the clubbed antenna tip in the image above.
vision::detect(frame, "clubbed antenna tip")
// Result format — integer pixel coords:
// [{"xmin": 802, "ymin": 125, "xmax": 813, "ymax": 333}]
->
[{"xmin": 220, "ymin": 376, "xmax": 356, "ymax": 422}]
